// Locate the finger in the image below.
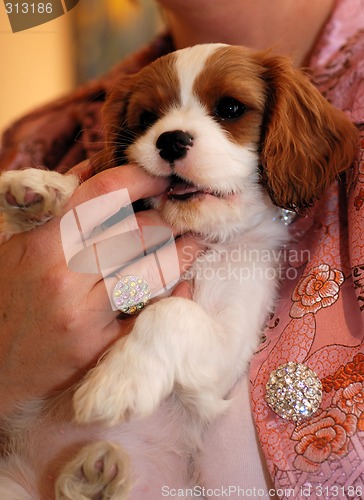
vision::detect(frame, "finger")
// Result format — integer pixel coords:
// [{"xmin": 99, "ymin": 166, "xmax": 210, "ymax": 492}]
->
[
  {"xmin": 63, "ymin": 209, "xmax": 176, "ymax": 277},
  {"xmin": 99, "ymin": 233, "xmax": 204, "ymax": 314},
  {"xmin": 59, "ymin": 166, "xmax": 169, "ymax": 264},
  {"xmin": 51, "ymin": 209, "xmax": 183, "ymax": 330},
  {"xmin": 69, "ymin": 164, "xmax": 168, "ymax": 207},
  {"xmin": 83, "ymin": 233, "xmax": 205, "ymax": 325},
  {"xmin": 102, "ymin": 236, "xmax": 180, "ymax": 306},
  {"xmin": 71, "ymin": 218, "xmax": 177, "ymax": 320},
  {"xmin": 103, "ymin": 233, "xmax": 204, "ymax": 297}
]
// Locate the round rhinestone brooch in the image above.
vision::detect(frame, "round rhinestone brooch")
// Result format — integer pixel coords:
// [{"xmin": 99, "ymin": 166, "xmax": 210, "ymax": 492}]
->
[
  {"xmin": 265, "ymin": 362, "xmax": 322, "ymax": 422},
  {"xmin": 112, "ymin": 275, "xmax": 151, "ymax": 315}
]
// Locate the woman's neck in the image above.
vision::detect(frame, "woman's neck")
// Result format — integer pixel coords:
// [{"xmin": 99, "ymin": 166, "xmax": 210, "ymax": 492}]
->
[{"xmin": 160, "ymin": 0, "xmax": 335, "ymax": 67}]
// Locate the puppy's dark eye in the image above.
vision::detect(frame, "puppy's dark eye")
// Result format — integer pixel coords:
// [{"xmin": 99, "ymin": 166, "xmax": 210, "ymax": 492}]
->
[
  {"xmin": 214, "ymin": 97, "xmax": 246, "ymax": 120},
  {"xmin": 139, "ymin": 111, "xmax": 158, "ymax": 130}
]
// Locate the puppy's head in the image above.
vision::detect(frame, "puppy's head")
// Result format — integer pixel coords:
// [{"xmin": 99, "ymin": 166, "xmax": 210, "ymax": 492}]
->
[{"xmin": 100, "ymin": 44, "xmax": 357, "ymax": 236}]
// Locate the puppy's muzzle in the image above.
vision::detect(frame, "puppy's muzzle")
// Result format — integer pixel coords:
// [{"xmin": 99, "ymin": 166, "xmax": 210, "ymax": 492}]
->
[{"xmin": 156, "ymin": 130, "xmax": 193, "ymax": 164}]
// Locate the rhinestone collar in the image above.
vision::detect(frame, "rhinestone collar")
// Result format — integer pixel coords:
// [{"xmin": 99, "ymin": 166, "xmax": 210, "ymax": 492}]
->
[{"xmin": 273, "ymin": 208, "xmax": 297, "ymax": 226}]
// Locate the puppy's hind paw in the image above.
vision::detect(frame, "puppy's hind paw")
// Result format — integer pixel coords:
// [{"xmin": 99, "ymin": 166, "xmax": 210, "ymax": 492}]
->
[
  {"xmin": 56, "ymin": 441, "xmax": 131, "ymax": 500},
  {"xmin": 0, "ymin": 169, "xmax": 79, "ymax": 234}
]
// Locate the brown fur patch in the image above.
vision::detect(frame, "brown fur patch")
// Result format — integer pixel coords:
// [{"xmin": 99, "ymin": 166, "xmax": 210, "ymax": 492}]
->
[
  {"xmin": 126, "ymin": 54, "xmax": 181, "ymax": 129},
  {"xmin": 193, "ymin": 46, "xmax": 267, "ymax": 146}
]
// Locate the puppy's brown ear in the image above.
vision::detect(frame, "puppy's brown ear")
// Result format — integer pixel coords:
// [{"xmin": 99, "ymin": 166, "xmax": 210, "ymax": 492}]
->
[
  {"xmin": 92, "ymin": 77, "xmax": 134, "ymax": 174},
  {"xmin": 258, "ymin": 53, "xmax": 358, "ymax": 210}
]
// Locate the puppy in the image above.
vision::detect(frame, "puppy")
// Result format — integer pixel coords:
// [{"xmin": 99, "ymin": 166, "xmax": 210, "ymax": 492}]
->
[{"xmin": 0, "ymin": 44, "xmax": 357, "ymax": 499}]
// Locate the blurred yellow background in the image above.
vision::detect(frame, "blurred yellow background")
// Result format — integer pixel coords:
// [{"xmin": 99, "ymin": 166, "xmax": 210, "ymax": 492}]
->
[{"xmin": 0, "ymin": 0, "xmax": 161, "ymax": 136}]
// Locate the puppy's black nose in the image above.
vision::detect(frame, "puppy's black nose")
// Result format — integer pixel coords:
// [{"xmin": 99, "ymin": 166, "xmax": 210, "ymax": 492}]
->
[{"xmin": 156, "ymin": 130, "xmax": 193, "ymax": 163}]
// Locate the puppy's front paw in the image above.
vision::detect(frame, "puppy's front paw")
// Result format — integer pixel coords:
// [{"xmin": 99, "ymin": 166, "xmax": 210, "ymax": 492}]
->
[
  {"xmin": 0, "ymin": 169, "xmax": 79, "ymax": 233},
  {"xmin": 56, "ymin": 441, "xmax": 130, "ymax": 500},
  {"xmin": 73, "ymin": 335, "xmax": 174, "ymax": 427}
]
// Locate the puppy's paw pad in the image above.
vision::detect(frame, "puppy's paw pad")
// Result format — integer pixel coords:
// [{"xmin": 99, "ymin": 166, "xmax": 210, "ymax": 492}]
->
[
  {"xmin": 4, "ymin": 187, "xmax": 43, "ymax": 208},
  {"xmin": 56, "ymin": 441, "xmax": 130, "ymax": 500},
  {"xmin": 0, "ymin": 169, "xmax": 79, "ymax": 233}
]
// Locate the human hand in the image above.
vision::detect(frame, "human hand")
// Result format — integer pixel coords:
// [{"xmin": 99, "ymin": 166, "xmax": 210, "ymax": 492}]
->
[{"xmin": 0, "ymin": 163, "xmax": 202, "ymax": 415}]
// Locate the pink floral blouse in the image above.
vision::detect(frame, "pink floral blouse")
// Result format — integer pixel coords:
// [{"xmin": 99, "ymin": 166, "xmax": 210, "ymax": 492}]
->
[
  {"xmin": 0, "ymin": 0, "xmax": 363, "ymax": 496},
  {"xmin": 250, "ymin": 0, "xmax": 364, "ymax": 494}
]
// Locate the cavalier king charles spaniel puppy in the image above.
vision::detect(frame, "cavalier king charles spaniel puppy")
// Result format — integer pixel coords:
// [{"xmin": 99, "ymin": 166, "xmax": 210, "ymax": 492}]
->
[{"xmin": 0, "ymin": 44, "xmax": 357, "ymax": 499}]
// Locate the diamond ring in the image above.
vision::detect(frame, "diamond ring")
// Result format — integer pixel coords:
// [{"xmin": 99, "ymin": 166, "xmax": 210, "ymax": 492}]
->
[{"xmin": 112, "ymin": 275, "xmax": 151, "ymax": 315}]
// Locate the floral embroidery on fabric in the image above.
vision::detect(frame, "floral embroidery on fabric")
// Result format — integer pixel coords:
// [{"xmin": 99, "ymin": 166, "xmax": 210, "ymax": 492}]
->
[
  {"xmin": 333, "ymin": 383, "xmax": 364, "ymax": 421},
  {"xmin": 322, "ymin": 353, "xmax": 364, "ymax": 392},
  {"xmin": 292, "ymin": 408, "xmax": 357, "ymax": 473},
  {"xmin": 291, "ymin": 353, "xmax": 364, "ymax": 474},
  {"xmin": 289, "ymin": 263, "xmax": 344, "ymax": 318},
  {"xmin": 322, "ymin": 353, "xmax": 364, "ymax": 431}
]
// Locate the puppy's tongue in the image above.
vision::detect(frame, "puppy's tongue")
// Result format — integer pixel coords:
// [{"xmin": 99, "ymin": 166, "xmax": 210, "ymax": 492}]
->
[
  {"xmin": 168, "ymin": 181, "xmax": 201, "ymax": 196},
  {"xmin": 166, "ymin": 175, "xmax": 201, "ymax": 200},
  {"xmin": 166, "ymin": 174, "xmax": 217, "ymax": 201}
]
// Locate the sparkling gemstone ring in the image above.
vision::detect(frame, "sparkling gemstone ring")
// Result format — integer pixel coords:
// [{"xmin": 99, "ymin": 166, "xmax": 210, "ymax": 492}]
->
[{"xmin": 112, "ymin": 275, "xmax": 151, "ymax": 315}]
